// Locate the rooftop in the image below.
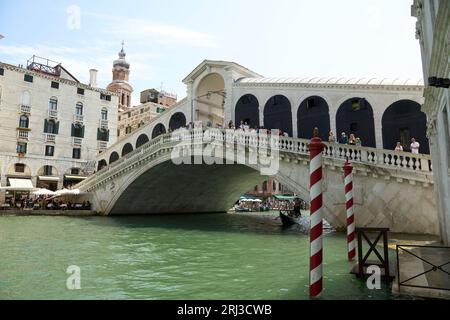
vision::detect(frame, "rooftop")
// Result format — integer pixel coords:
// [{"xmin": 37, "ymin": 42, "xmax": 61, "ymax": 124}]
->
[{"xmin": 236, "ymin": 77, "xmax": 424, "ymax": 86}]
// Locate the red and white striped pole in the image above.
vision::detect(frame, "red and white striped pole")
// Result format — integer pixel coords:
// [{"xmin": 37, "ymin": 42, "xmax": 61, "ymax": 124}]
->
[
  {"xmin": 344, "ymin": 160, "xmax": 355, "ymax": 261},
  {"xmin": 309, "ymin": 128, "xmax": 324, "ymax": 297}
]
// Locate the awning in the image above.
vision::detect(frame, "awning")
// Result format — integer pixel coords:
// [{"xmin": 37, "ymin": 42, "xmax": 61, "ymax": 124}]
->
[
  {"xmin": 38, "ymin": 176, "xmax": 60, "ymax": 182},
  {"xmin": 1, "ymin": 178, "xmax": 35, "ymax": 191},
  {"xmin": 64, "ymin": 175, "xmax": 87, "ymax": 181},
  {"xmin": 273, "ymin": 194, "xmax": 298, "ymax": 201}
]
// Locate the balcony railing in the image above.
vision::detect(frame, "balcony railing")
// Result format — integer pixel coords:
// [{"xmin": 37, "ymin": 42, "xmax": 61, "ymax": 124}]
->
[
  {"xmin": 100, "ymin": 119, "xmax": 108, "ymax": 128},
  {"xmin": 74, "ymin": 114, "xmax": 84, "ymax": 123},
  {"xmin": 48, "ymin": 109, "xmax": 58, "ymax": 118},
  {"xmin": 44, "ymin": 133, "xmax": 56, "ymax": 143},
  {"xmin": 20, "ymin": 105, "xmax": 31, "ymax": 113},
  {"xmin": 98, "ymin": 141, "xmax": 108, "ymax": 150},
  {"xmin": 17, "ymin": 130, "xmax": 29, "ymax": 140},
  {"xmin": 73, "ymin": 137, "xmax": 83, "ymax": 147}
]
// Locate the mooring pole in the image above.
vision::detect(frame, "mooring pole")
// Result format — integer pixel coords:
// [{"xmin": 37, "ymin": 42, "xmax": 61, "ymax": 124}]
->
[
  {"xmin": 344, "ymin": 160, "xmax": 356, "ymax": 261},
  {"xmin": 309, "ymin": 128, "xmax": 324, "ymax": 297}
]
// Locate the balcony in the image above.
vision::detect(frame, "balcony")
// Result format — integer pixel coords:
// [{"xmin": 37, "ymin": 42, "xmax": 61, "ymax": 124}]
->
[
  {"xmin": 44, "ymin": 133, "xmax": 56, "ymax": 143},
  {"xmin": 20, "ymin": 105, "xmax": 31, "ymax": 113},
  {"xmin": 17, "ymin": 129, "xmax": 29, "ymax": 140},
  {"xmin": 98, "ymin": 141, "xmax": 107, "ymax": 151},
  {"xmin": 100, "ymin": 119, "xmax": 108, "ymax": 128},
  {"xmin": 74, "ymin": 114, "xmax": 84, "ymax": 123},
  {"xmin": 48, "ymin": 109, "xmax": 58, "ymax": 118},
  {"xmin": 72, "ymin": 137, "xmax": 83, "ymax": 147}
]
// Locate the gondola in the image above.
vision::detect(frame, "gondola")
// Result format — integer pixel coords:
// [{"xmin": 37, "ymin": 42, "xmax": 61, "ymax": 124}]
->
[
  {"xmin": 279, "ymin": 211, "xmax": 301, "ymax": 227},
  {"xmin": 235, "ymin": 206, "xmax": 250, "ymax": 212}
]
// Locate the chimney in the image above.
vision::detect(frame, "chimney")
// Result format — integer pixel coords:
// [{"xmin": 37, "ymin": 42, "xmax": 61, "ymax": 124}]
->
[{"xmin": 89, "ymin": 69, "xmax": 98, "ymax": 87}]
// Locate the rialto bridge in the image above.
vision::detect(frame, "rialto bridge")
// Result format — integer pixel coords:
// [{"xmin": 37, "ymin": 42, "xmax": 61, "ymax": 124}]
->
[{"xmin": 75, "ymin": 60, "xmax": 438, "ymax": 236}]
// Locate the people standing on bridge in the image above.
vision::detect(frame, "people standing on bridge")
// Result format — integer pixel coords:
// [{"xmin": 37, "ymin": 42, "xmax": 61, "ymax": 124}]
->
[
  {"xmin": 355, "ymin": 137, "xmax": 362, "ymax": 146},
  {"xmin": 339, "ymin": 132, "xmax": 348, "ymax": 144},
  {"xmin": 228, "ymin": 120, "xmax": 235, "ymax": 129},
  {"xmin": 328, "ymin": 131, "xmax": 336, "ymax": 143},
  {"xmin": 410, "ymin": 138, "xmax": 420, "ymax": 154},
  {"xmin": 395, "ymin": 142, "xmax": 403, "ymax": 151},
  {"xmin": 348, "ymin": 134, "xmax": 356, "ymax": 145}
]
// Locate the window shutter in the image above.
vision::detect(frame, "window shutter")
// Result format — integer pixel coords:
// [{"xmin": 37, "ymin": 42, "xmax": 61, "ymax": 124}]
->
[
  {"xmin": 97, "ymin": 128, "xmax": 100, "ymax": 141},
  {"xmin": 106, "ymin": 129, "xmax": 110, "ymax": 142},
  {"xmin": 44, "ymin": 119, "xmax": 48, "ymax": 133},
  {"xmin": 24, "ymin": 143, "xmax": 27, "ymax": 153},
  {"xmin": 81, "ymin": 125, "xmax": 85, "ymax": 138},
  {"xmin": 71, "ymin": 124, "xmax": 75, "ymax": 137},
  {"xmin": 55, "ymin": 121, "xmax": 60, "ymax": 134}
]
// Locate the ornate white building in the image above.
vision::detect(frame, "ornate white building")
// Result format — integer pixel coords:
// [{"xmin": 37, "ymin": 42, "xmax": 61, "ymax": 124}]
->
[
  {"xmin": 412, "ymin": 0, "xmax": 450, "ymax": 244},
  {"xmin": 0, "ymin": 56, "xmax": 118, "ymax": 202}
]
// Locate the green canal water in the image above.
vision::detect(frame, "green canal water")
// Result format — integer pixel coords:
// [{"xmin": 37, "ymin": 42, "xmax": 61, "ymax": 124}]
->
[{"xmin": 0, "ymin": 212, "xmax": 396, "ymax": 300}]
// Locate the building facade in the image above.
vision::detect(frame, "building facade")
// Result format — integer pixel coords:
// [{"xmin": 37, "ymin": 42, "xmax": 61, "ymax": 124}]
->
[
  {"xmin": 117, "ymin": 101, "xmax": 169, "ymax": 139},
  {"xmin": 0, "ymin": 57, "xmax": 118, "ymax": 201},
  {"xmin": 140, "ymin": 88, "xmax": 178, "ymax": 107},
  {"xmin": 412, "ymin": 0, "xmax": 450, "ymax": 244}
]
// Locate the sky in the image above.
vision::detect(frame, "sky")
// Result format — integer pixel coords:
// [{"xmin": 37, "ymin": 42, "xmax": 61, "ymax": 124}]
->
[{"xmin": 0, "ymin": 0, "xmax": 423, "ymax": 106}]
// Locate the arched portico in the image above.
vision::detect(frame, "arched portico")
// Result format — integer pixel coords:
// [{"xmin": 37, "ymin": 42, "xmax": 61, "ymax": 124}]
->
[
  {"xmin": 169, "ymin": 112, "xmax": 187, "ymax": 131},
  {"xmin": 297, "ymin": 96, "xmax": 330, "ymax": 141},
  {"xmin": 152, "ymin": 123, "xmax": 166, "ymax": 139},
  {"xmin": 194, "ymin": 73, "xmax": 226, "ymax": 127},
  {"xmin": 264, "ymin": 95, "xmax": 293, "ymax": 136},
  {"xmin": 235, "ymin": 94, "xmax": 260, "ymax": 128}
]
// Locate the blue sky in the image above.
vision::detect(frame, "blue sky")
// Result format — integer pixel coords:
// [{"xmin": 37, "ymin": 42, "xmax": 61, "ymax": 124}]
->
[{"xmin": 0, "ymin": 0, "xmax": 422, "ymax": 105}]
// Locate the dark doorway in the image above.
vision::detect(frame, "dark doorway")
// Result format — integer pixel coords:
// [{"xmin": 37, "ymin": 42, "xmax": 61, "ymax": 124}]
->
[
  {"xmin": 264, "ymin": 95, "xmax": 292, "ymax": 136},
  {"xmin": 169, "ymin": 112, "xmax": 187, "ymax": 131},
  {"xmin": 97, "ymin": 159, "xmax": 107, "ymax": 171},
  {"xmin": 136, "ymin": 134, "xmax": 149, "ymax": 148},
  {"xmin": 109, "ymin": 152, "xmax": 119, "ymax": 164},
  {"xmin": 122, "ymin": 143, "xmax": 133, "ymax": 157},
  {"xmin": 235, "ymin": 94, "xmax": 260, "ymax": 128},
  {"xmin": 382, "ymin": 100, "xmax": 429, "ymax": 153},
  {"xmin": 297, "ymin": 96, "xmax": 330, "ymax": 141},
  {"xmin": 152, "ymin": 123, "xmax": 166, "ymax": 139},
  {"xmin": 336, "ymin": 98, "xmax": 376, "ymax": 147}
]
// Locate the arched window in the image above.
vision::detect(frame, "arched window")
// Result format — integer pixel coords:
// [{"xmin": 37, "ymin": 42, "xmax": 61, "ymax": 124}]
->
[
  {"xmin": 46, "ymin": 119, "xmax": 56, "ymax": 133},
  {"xmin": 19, "ymin": 115, "xmax": 29, "ymax": 128},
  {"xmin": 75, "ymin": 102, "xmax": 83, "ymax": 115},
  {"xmin": 49, "ymin": 97, "xmax": 58, "ymax": 111},
  {"xmin": 101, "ymin": 108, "xmax": 108, "ymax": 120}
]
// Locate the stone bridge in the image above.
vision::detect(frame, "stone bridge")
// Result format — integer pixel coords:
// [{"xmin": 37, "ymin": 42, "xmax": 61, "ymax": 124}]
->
[{"xmin": 76, "ymin": 129, "xmax": 438, "ymax": 235}]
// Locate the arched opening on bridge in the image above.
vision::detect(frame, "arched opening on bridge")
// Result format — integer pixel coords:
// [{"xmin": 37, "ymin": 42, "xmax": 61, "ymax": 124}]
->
[
  {"xmin": 235, "ymin": 94, "xmax": 260, "ymax": 129},
  {"xmin": 264, "ymin": 95, "xmax": 293, "ymax": 136},
  {"xmin": 297, "ymin": 96, "xmax": 330, "ymax": 141},
  {"xmin": 122, "ymin": 143, "xmax": 133, "ymax": 157},
  {"xmin": 136, "ymin": 134, "xmax": 149, "ymax": 148},
  {"xmin": 152, "ymin": 123, "xmax": 166, "ymax": 139},
  {"xmin": 336, "ymin": 98, "xmax": 376, "ymax": 147},
  {"xmin": 382, "ymin": 100, "xmax": 429, "ymax": 153},
  {"xmin": 109, "ymin": 152, "xmax": 119, "ymax": 164},
  {"xmin": 97, "ymin": 159, "xmax": 107, "ymax": 171},
  {"xmin": 169, "ymin": 112, "xmax": 187, "ymax": 131},
  {"xmin": 195, "ymin": 73, "xmax": 226, "ymax": 127}
]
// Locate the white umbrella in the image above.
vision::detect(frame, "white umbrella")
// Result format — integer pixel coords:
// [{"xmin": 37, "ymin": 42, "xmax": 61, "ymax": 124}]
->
[
  {"xmin": 54, "ymin": 188, "xmax": 82, "ymax": 196},
  {"xmin": 33, "ymin": 188, "xmax": 55, "ymax": 196}
]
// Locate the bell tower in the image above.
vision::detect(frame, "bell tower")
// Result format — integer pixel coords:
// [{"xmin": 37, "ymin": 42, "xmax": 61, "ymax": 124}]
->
[{"xmin": 107, "ymin": 41, "xmax": 133, "ymax": 111}]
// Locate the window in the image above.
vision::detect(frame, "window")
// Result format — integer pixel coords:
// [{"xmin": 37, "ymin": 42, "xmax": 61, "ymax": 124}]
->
[
  {"xmin": 77, "ymin": 88, "xmax": 84, "ymax": 95},
  {"xmin": 127, "ymin": 112, "xmax": 131, "ymax": 118},
  {"xmin": 44, "ymin": 119, "xmax": 59, "ymax": 134},
  {"xmin": 262, "ymin": 181, "xmax": 268, "ymax": 192},
  {"xmin": 273, "ymin": 180, "xmax": 276, "ymax": 191},
  {"xmin": 138, "ymin": 121, "xmax": 144, "ymax": 128},
  {"xmin": 51, "ymin": 81, "xmax": 59, "ymax": 89},
  {"xmin": 101, "ymin": 108, "xmax": 108, "ymax": 120},
  {"xmin": 125, "ymin": 126, "xmax": 132, "ymax": 134},
  {"xmin": 15, "ymin": 163, "xmax": 25, "ymax": 173},
  {"xmin": 19, "ymin": 115, "xmax": 29, "ymax": 128},
  {"xmin": 100, "ymin": 93, "xmax": 111, "ymax": 101},
  {"xmin": 350, "ymin": 123, "xmax": 358, "ymax": 132},
  {"xmin": 75, "ymin": 102, "xmax": 83, "ymax": 115},
  {"xmin": 16, "ymin": 142, "xmax": 27, "ymax": 154},
  {"xmin": 118, "ymin": 116, "xmax": 121, "ymax": 121},
  {"xmin": 43, "ymin": 165, "xmax": 53, "ymax": 176},
  {"xmin": 97, "ymin": 128, "xmax": 109, "ymax": 142},
  {"xmin": 71, "ymin": 168, "xmax": 80, "ymax": 175},
  {"xmin": 0, "ymin": 67, "xmax": 4, "ymax": 76},
  {"xmin": 140, "ymin": 108, "xmax": 144, "ymax": 114},
  {"xmin": 45, "ymin": 145, "xmax": 54, "ymax": 157},
  {"xmin": 72, "ymin": 124, "xmax": 84, "ymax": 138},
  {"xmin": 72, "ymin": 148, "xmax": 81, "ymax": 159},
  {"xmin": 24, "ymin": 74, "xmax": 33, "ymax": 83},
  {"xmin": 49, "ymin": 97, "xmax": 58, "ymax": 111}
]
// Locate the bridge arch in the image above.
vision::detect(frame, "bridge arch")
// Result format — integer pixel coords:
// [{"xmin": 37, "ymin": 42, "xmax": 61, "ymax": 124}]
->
[
  {"xmin": 264, "ymin": 95, "xmax": 293, "ymax": 136},
  {"xmin": 169, "ymin": 112, "xmax": 187, "ymax": 131},
  {"xmin": 235, "ymin": 94, "xmax": 260, "ymax": 129},
  {"xmin": 121, "ymin": 143, "xmax": 133, "ymax": 157},
  {"xmin": 97, "ymin": 159, "xmax": 107, "ymax": 171},
  {"xmin": 194, "ymin": 72, "xmax": 226, "ymax": 127},
  {"xmin": 109, "ymin": 152, "xmax": 119, "ymax": 164},
  {"xmin": 136, "ymin": 134, "xmax": 150, "ymax": 148},
  {"xmin": 382, "ymin": 100, "xmax": 429, "ymax": 153},
  {"xmin": 336, "ymin": 97, "xmax": 376, "ymax": 147},
  {"xmin": 152, "ymin": 123, "xmax": 166, "ymax": 139},
  {"xmin": 297, "ymin": 96, "xmax": 330, "ymax": 141}
]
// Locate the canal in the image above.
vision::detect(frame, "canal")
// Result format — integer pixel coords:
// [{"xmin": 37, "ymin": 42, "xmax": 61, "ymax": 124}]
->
[{"xmin": 0, "ymin": 212, "xmax": 396, "ymax": 299}]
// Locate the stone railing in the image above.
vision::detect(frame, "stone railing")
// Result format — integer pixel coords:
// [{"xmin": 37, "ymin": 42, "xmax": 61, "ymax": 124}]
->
[{"xmin": 77, "ymin": 129, "xmax": 433, "ymax": 192}]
